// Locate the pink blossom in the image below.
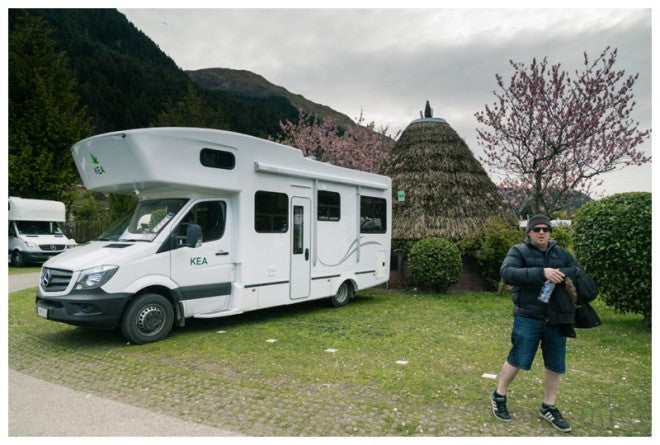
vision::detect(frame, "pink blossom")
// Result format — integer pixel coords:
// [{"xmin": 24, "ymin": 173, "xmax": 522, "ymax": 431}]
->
[
  {"xmin": 275, "ymin": 108, "xmax": 398, "ymax": 175},
  {"xmin": 475, "ymin": 47, "xmax": 651, "ymax": 216}
]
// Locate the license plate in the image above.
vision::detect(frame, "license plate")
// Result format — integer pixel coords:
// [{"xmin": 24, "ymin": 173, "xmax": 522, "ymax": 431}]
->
[{"xmin": 37, "ymin": 306, "xmax": 48, "ymax": 319}]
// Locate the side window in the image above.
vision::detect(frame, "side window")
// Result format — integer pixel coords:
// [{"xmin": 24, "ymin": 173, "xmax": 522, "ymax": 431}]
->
[
  {"xmin": 9, "ymin": 222, "xmax": 16, "ymax": 237},
  {"xmin": 360, "ymin": 196, "xmax": 387, "ymax": 234},
  {"xmin": 255, "ymin": 191, "xmax": 288, "ymax": 233},
  {"xmin": 200, "ymin": 148, "xmax": 235, "ymax": 170},
  {"xmin": 318, "ymin": 190, "xmax": 340, "ymax": 221},
  {"xmin": 173, "ymin": 201, "xmax": 226, "ymax": 243},
  {"xmin": 293, "ymin": 206, "xmax": 304, "ymax": 254}
]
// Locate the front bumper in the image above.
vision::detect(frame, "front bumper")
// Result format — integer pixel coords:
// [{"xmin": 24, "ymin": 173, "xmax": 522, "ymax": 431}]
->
[
  {"xmin": 20, "ymin": 250, "xmax": 65, "ymax": 262},
  {"xmin": 36, "ymin": 287, "xmax": 131, "ymax": 329}
]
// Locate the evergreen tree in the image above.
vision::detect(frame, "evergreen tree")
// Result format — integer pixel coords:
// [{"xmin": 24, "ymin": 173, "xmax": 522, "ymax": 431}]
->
[
  {"xmin": 109, "ymin": 194, "xmax": 136, "ymax": 222},
  {"xmin": 9, "ymin": 13, "xmax": 92, "ymax": 200},
  {"xmin": 25, "ymin": 9, "xmax": 191, "ymax": 133},
  {"xmin": 154, "ymin": 84, "xmax": 227, "ymax": 129}
]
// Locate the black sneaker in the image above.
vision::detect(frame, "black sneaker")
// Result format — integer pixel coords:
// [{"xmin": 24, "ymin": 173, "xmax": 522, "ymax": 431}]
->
[
  {"xmin": 539, "ymin": 403, "xmax": 572, "ymax": 432},
  {"xmin": 491, "ymin": 391, "xmax": 512, "ymax": 422}
]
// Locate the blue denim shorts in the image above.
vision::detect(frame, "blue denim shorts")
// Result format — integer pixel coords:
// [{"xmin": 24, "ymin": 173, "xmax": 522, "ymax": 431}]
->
[{"xmin": 507, "ymin": 315, "xmax": 567, "ymax": 374}]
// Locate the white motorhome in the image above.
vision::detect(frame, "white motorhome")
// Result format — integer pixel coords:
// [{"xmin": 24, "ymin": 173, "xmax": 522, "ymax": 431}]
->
[
  {"xmin": 36, "ymin": 128, "xmax": 391, "ymax": 344},
  {"xmin": 9, "ymin": 197, "xmax": 70, "ymax": 266}
]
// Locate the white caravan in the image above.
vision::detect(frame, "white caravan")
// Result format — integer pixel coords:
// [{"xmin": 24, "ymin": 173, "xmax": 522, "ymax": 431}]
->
[
  {"xmin": 36, "ymin": 128, "xmax": 391, "ymax": 344},
  {"xmin": 9, "ymin": 197, "xmax": 70, "ymax": 266}
]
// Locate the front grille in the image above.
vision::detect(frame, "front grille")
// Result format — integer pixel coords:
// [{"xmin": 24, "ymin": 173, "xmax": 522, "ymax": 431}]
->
[
  {"xmin": 41, "ymin": 268, "xmax": 73, "ymax": 292},
  {"xmin": 39, "ymin": 244, "xmax": 66, "ymax": 251}
]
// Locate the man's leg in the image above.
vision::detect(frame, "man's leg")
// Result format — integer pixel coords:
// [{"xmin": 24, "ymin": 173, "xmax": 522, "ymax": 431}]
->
[
  {"xmin": 539, "ymin": 327, "xmax": 571, "ymax": 432},
  {"xmin": 540, "ymin": 368, "xmax": 571, "ymax": 432},
  {"xmin": 491, "ymin": 360, "xmax": 519, "ymax": 422},
  {"xmin": 540, "ymin": 323, "xmax": 566, "ymax": 405},
  {"xmin": 497, "ymin": 361, "xmax": 519, "ymax": 395},
  {"xmin": 543, "ymin": 368, "xmax": 561, "ymax": 405},
  {"xmin": 491, "ymin": 316, "xmax": 540, "ymax": 422}
]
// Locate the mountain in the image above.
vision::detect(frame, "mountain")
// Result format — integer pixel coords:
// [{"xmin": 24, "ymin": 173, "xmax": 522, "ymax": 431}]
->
[
  {"xmin": 11, "ymin": 9, "xmax": 356, "ymax": 139},
  {"xmin": 13, "ymin": 8, "xmax": 190, "ymax": 134},
  {"xmin": 187, "ymin": 68, "xmax": 357, "ymax": 130},
  {"xmin": 499, "ymin": 186, "xmax": 593, "ymax": 217}
]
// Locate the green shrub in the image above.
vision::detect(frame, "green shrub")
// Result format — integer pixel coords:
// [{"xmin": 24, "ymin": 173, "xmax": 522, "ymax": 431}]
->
[
  {"xmin": 573, "ymin": 192, "xmax": 651, "ymax": 321},
  {"xmin": 391, "ymin": 239, "xmax": 416, "ymax": 255},
  {"xmin": 458, "ymin": 217, "xmax": 523, "ymax": 288},
  {"xmin": 408, "ymin": 237, "xmax": 462, "ymax": 292},
  {"xmin": 550, "ymin": 225, "xmax": 573, "ymax": 252}
]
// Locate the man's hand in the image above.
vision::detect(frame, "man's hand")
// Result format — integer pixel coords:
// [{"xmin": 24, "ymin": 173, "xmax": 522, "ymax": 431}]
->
[{"xmin": 544, "ymin": 268, "xmax": 565, "ymax": 284}]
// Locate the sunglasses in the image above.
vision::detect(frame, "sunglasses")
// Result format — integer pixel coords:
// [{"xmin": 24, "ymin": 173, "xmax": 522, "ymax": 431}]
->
[{"xmin": 531, "ymin": 226, "xmax": 552, "ymax": 233}]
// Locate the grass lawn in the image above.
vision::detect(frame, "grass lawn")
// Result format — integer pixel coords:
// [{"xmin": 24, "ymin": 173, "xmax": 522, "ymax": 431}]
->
[
  {"xmin": 8, "ymin": 266, "xmax": 42, "ymax": 275},
  {"xmin": 8, "ymin": 287, "xmax": 651, "ymax": 436}
]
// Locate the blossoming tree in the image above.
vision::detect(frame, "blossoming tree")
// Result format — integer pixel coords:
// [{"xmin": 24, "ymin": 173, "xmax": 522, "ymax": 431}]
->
[
  {"xmin": 475, "ymin": 47, "xmax": 650, "ymax": 217},
  {"xmin": 276, "ymin": 109, "xmax": 397, "ymax": 175}
]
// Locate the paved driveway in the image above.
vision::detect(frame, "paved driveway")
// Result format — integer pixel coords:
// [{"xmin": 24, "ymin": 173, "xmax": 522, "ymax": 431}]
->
[
  {"xmin": 9, "ymin": 369, "xmax": 238, "ymax": 436},
  {"xmin": 8, "ymin": 271, "xmax": 41, "ymax": 293},
  {"xmin": 8, "ymin": 272, "xmax": 239, "ymax": 437}
]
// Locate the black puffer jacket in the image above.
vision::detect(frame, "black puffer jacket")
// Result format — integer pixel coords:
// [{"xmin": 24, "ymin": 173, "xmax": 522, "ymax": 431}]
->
[{"xmin": 500, "ymin": 238, "xmax": 581, "ymax": 326}]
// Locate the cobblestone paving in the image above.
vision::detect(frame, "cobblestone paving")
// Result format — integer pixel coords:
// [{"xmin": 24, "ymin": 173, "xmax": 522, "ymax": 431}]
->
[
  {"xmin": 11, "ymin": 283, "xmax": 644, "ymax": 436},
  {"xmin": 9, "ymin": 327, "xmax": 559, "ymax": 436}
]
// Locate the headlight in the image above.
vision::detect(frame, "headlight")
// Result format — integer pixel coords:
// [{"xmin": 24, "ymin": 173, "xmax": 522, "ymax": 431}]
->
[
  {"xmin": 24, "ymin": 241, "xmax": 39, "ymax": 250},
  {"xmin": 75, "ymin": 265, "xmax": 119, "ymax": 290}
]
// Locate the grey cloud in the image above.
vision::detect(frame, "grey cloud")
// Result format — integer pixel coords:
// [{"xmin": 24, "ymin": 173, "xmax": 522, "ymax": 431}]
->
[{"xmin": 120, "ymin": 8, "xmax": 651, "ymax": 195}]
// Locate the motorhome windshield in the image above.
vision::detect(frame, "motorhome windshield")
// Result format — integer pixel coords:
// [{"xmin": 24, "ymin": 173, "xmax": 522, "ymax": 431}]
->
[
  {"xmin": 97, "ymin": 198, "xmax": 188, "ymax": 242},
  {"xmin": 15, "ymin": 221, "xmax": 63, "ymax": 235}
]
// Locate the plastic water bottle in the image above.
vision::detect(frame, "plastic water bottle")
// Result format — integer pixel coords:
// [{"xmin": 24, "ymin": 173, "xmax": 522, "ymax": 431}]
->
[{"xmin": 538, "ymin": 280, "xmax": 555, "ymax": 303}]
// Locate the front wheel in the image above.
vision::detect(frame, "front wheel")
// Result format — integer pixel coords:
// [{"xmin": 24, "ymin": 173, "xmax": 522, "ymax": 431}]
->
[
  {"xmin": 121, "ymin": 293, "xmax": 174, "ymax": 344},
  {"xmin": 11, "ymin": 250, "xmax": 26, "ymax": 267},
  {"xmin": 330, "ymin": 281, "xmax": 354, "ymax": 307}
]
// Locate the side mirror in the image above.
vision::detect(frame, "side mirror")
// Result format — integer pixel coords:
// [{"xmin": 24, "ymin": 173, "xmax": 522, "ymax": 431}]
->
[{"xmin": 186, "ymin": 223, "xmax": 202, "ymax": 248}]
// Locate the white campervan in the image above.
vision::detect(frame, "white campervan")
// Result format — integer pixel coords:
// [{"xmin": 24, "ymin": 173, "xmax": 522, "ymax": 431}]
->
[
  {"xmin": 9, "ymin": 197, "xmax": 70, "ymax": 266},
  {"xmin": 36, "ymin": 128, "xmax": 391, "ymax": 344}
]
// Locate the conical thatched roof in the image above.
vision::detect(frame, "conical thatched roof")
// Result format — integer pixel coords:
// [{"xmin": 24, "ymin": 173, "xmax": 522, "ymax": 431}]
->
[{"xmin": 392, "ymin": 108, "xmax": 500, "ymax": 241}]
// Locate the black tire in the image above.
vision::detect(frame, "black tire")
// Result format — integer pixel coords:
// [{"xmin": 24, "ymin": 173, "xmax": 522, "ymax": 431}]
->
[
  {"xmin": 330, "ymin": 281, "xmax": 354, "ymax": 307},
  {"xmin": 121, "ymin": 293, "xmax": 174, "ymax": 344},
  {"xmin": 11, "ymin": 250, "xmax": 25, "ymax": 267}
]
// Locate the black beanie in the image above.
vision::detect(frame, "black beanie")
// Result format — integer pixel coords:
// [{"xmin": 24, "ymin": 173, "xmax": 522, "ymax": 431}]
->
[{"xmin": 527, "ymin": 214, "xmax": 551, "ymax": 232}]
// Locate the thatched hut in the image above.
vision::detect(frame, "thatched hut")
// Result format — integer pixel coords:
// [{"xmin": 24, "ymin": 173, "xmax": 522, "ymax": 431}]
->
[
  {"xmin": 389, "ymin": 102, "xmax": 502, "ymax": 290},
  {"xmin": 392, "ymin": 102, "xmax": 500, "ymax": 241}
]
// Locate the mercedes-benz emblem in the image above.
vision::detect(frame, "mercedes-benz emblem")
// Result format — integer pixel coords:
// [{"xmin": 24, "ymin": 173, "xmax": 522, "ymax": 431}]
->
[
  {"xmin": 50, "ymin": 245, "xmax": 56, "ymax": 250},
  {"xmin": 42, "ymin": 269, "xmax": 51, "ymax": 287}
]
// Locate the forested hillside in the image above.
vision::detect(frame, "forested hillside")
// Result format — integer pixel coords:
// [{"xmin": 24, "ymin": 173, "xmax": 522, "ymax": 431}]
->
[
  {"xmin": 8, "ymin": 8, "xmax": 356, "ymax": 229},
  {"xmin": 188, "ymin": 68, "xmax": 357, "ymax": 130},
  {"xmin": 10, "ymin": 9, "xmax": 310, "ymax": 137}
]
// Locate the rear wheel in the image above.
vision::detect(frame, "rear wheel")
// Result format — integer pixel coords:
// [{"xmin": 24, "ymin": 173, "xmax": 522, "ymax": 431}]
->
[
  {"xmin": 330, "ymin": 281, "xmax": 353, "ymax": 307},
  {"xmin": 121, "ymin": 293, "xmax": 174, "ymax": 344}
]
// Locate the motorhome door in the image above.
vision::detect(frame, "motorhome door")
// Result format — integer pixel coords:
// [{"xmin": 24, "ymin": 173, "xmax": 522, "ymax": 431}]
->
[
  {"xmin": 170, "ymin": 200, "xmax": 233, "ymax": 315},
  {"xmin": 290, "ymin": 197, "xmax": 311, "ymax": 299}
]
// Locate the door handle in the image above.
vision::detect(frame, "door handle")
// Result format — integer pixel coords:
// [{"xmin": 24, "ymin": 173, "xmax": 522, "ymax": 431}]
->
[
  {"xmin": 215, "ymin": 250, "xmax": 229, "ymax": 256},
  {"xmin": 304, "ymin": 248, "xmax": 309, "ymax": 261}
]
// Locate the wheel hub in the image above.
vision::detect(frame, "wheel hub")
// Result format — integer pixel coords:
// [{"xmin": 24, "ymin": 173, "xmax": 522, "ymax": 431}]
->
[
  {"xmin": 336, "ymin": 284, "xmax": 348, "ymax": 302},
  {"xmin": 137, "ymin": 305, "xmax": 164, "ymax": 334}
]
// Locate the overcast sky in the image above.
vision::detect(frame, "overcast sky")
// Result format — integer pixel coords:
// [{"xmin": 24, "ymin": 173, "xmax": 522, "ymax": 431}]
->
[{"xmin": 119, "ymin": 7, "xmax": 653, "ymax": 197}]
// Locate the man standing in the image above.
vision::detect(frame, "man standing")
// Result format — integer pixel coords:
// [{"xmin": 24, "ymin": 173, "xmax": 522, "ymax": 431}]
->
[{"xmin": 491, "ymin": 214, "xmax": 580, "ymax": 433}]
